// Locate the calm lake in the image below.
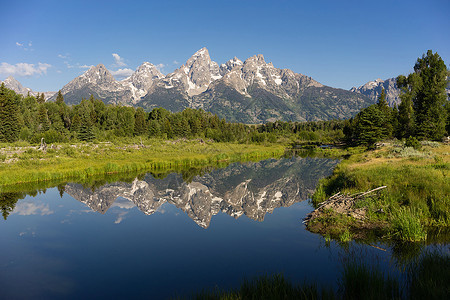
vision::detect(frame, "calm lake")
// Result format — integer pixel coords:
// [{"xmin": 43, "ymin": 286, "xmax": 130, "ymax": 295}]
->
[{"xmin": 0, "ymin": 156, "xmax": 445, "ymax": 299}]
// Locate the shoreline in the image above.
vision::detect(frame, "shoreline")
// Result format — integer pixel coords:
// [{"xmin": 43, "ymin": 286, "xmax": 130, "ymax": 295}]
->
[
  {"xmin": 304, "ymin": 141, "xmax": 450, "ymax": 242},
  {"xmin": 0, "ymin": 139, "xmax": 286, "ymax": 189}
]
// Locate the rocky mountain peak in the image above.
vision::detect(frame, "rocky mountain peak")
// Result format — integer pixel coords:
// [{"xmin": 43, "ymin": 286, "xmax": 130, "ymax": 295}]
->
[
  {"xmin": 82, "ymin": 64, "xmax": 116, "ymax": 84},
  {"xmin": 350, "ymin": 77, "xmax": 401, "ymax": 107},
  {"xmin": 219, "ymin": 57, "xmax": 243, "ymax": 75},
  {"xmin": 2, "ymin": 76, "xmax": 28, "ymax": 93},
  {"xmin": 2, "ymin": 76, "xmax": 55, "ymax": 99},
  {"xmin": 186, "ymin": 47, "xmax": 210, "ymax": 66},
  {"xmin": 122, "ymin": 62, "xmax": 164, "ymax": 91},
  {"xmin": 159, "ymin": 47, "xmax": 223, "ymax": 97}
]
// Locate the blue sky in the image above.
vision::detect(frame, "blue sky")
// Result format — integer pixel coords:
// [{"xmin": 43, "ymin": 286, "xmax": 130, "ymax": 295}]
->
[{"xmin": 1, "ymin": 0, "xmax": 449, "ymax": 92}]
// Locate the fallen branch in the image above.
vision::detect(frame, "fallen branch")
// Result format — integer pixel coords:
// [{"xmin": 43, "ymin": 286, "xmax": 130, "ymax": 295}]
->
[{"xmin": 355, "ymin": 186, "xmax": 387, "ymax": 199}]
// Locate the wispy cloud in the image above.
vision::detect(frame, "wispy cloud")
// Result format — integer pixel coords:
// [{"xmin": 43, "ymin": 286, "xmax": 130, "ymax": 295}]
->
[
  {"xmin": 0, "ymin": 62, "xmax": 51, "ymax": 77},
  {"xmin": 12, "ymin": 202, "xmax": 54, "ymax": 216},
  {"xmin": 112, "ymin": 53, "xmax": 127, "ymax": 67},
  {"xmin": 112, "ymin": 198, "xmax": 136, "ymax": 209},
  {"xmin": 79, "ymin": 64, "xmax": 93, "ymax": 69},
  {"xmin": 15, "ymin": 41, "xmax": 33, "ymax": 51},
  {"xmin": 64, "ymin": 61, "xmax": 92, "ymax": 69},
  {"xmin": 155, "ymin": 63, "xmax": 165, "ymax": 72},
  {"xmin": 114, "ymin": 211, "xmax": 128, "ymax": 224},
  {"xmin": 173, "ymin": 60, "xmax": 179, "ymax": 65},
  {"xmin": 58, "ymin": 54, "xmax": 69, "ymax": 59},
  {"xmin": 111, "ymin": 68, "xmax": 134, "ymax": 79}
]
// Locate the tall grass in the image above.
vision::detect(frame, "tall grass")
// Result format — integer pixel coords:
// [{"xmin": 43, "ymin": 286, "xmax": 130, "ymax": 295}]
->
[
  {"xmin": 0, "ymin": 139, "xmax": 286, "ymax": 188},
  {"xmin": 310, "ymin": 143, "xmax": 450, "ymax": 242},
  {"xmin": 391, "ymin": 208, "xmax": 427, "ymax": 242}
]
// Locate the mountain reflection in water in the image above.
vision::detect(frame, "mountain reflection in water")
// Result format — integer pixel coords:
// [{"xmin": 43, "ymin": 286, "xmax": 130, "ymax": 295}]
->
[{"xmin": 64, "ymin": 157, "xmax": 339, "ymax": 228}]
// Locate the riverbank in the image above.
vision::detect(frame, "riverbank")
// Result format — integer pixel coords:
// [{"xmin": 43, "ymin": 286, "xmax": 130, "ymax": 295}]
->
[
  {"xmin": 306, "ymin": 141, "xmax": 450, "ymax": 242},
  {"xmin": 0, "ymin": 138, "xmax": 286, "ymax": 188}
]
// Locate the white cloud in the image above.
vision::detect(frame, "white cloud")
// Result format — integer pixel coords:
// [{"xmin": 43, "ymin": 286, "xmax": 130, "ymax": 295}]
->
[
  {"xmin": 58, "ymin": 54, "xmax": 68, "ymax": 59},
  {"xmin": 114, "ymin": 211, "xmax": 128, "ymax": 224},
  {"xmin": 12, "ymin": 202, "xmax": 54, "ymax": 216},
  {"xmin": 111, "ymin": 68, "xmax": 134, "ymax": 79},
  {"xmin": 0, "ymin": 62, "xmax": 51, "ymax": 77},
  {"xmin": 79, "ymin": 64, "xmax": 93, "ymax": 69},
  {"xmin": 112, "ymin": 53, "xmax": 127, "ymax": 67},
  {"xmin": 112, "ymin": 198, "xmax": 136, "ymax": 209},
  {"xmin": 173, "ymin": 60, "xmax": 179, "ymax": 65},
  {"xmin": 15, "ymin": 41, "xmax": 33, "ymax": 51},
  {"xmin": 155, "ymin": 63, "xmax": 165, "ymax": 72},
  {"xmin": 64, "ymin": 61, "xmax": 92, "ymax": 69}
]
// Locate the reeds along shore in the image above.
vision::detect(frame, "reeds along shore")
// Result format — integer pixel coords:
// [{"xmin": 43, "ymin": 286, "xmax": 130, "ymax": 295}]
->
[{"xmin": 0, "ymin": 139, "xmax": 286, "ymax": 187}]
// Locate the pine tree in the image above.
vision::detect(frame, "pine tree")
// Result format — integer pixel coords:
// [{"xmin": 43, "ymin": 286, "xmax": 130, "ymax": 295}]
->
[
  {"xmin": 134, "ymin": 107, "xmax": 147, "ymax": 136},
  {"xmin": 351, "ymin": 104, "xmax": 387, "ymax": 145},
  {"xmin": 148, "ymin": 119, "xmax": 161, "ymax": 137},
  {"xmin": 36, "ymin": 92, "xmax": 45, "ymax": 104},
  {"xmin": 397, "ymin": 50, "xmax": 448, "ymax": 140},
  {"xmin": 77, "ymin": 99, "xmax": 95, "ymax": 141},
  {"xmin": 396, "ymin": 89, "xmax": 415, "ymax": 138},
  {"xmin": 376, "ymin": 88, "xmax": 393, "ymax": 138},
  {"xmin": 37, "ymin": 105, "xmax": 51, "ymax": 132},
  {"xmin": 56, "ymin": 90, "xmax": 64, "ymax": 105},
  {"xmin": 0, "ymin": 84, "xmax": 21, "ymax": 142}
]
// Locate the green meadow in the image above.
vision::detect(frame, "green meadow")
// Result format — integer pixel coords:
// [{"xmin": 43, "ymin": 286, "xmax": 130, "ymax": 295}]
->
[{"xmin": 0, "ymin": 138, "xmax": 286, "ymax": 188}]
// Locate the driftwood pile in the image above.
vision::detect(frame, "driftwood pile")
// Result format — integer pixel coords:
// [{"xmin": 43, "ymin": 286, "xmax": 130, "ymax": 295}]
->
[{"xmin": 303, "ymin": 186, "xmax": 387, "ymax": 225}]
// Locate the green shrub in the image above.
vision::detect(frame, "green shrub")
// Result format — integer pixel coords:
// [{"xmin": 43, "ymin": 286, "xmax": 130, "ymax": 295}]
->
[{"xmin": 405, "ymin": 136, "xmax": 421, "ymax": 150}]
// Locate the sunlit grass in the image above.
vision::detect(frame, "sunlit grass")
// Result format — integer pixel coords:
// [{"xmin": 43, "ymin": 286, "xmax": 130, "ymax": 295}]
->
[
  {"xmin": 0, "ymin": 138, "xmax": 286, "ymax": 188},
  {"xmin": 311, "ymin": 143, "xmax": 450, "ymax": 242}
]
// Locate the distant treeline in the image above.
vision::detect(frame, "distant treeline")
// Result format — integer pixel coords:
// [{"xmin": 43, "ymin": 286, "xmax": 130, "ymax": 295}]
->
[{"xmin": 0, "ymin": 86, "xmax": 345, "ymax": 144}]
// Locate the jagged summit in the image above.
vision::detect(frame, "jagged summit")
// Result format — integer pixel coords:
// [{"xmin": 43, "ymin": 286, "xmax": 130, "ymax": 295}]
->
[
  {"xmin": 81, "ymin": 64, "xmax": 116, "ymax": 84},
  {"xmin": 46, "ymin": 47, "xmax": 373, "ymax": 122},
  {"xmin": 1, "ymin": 76, "xmax": 55, "ymax": 99},
  {"xmin": 149, "ymin": 47, "xmax": 223, "ymax": 98},
  {"xmin": 121, "ymin": 62, "xmax": 164, "ymax": 103},
  {"xmin": 350, "ymin": 78, "xmax": 401, "ymax": 107},
  {"xmin": 2, "ymin": 76, "xmax": 30, "ymax": 94}
]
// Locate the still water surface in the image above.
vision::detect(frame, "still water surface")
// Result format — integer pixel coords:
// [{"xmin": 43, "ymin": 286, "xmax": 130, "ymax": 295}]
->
[{"xmin": 0, "ymin": 157, "xmax": 441, "ymax": 299}]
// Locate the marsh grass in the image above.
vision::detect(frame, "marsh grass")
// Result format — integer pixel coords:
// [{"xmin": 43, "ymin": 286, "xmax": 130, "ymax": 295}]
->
[
  {"xmin": 311, "ymin": 143, "xmax": 450, "ymax": 242},
  {"xmin": 391, "ymin": 208, "xmax": 427, "ymax": 242},
  {"xmin": 0, "ymin": 139, "xmax": 286, "ymax": 188}
]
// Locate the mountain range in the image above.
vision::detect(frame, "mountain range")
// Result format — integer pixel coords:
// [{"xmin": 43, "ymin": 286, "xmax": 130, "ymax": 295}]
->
[
  {"xmin": 6, "ymin": 47, "xmax": 447, "ymax": 123},
  {"xmin": 64, "ymin": 157, "xmax": 339, "ymax": 228},
  {"xmin": 45, "ymin": 47, "xmax": 374, "ymax": 123}
]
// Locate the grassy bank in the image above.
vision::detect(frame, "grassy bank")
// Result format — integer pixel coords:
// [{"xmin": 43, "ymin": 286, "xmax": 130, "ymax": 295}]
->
[
  {"xmin": 308, "ymin": 141, "xmax": 450, "ymax": 242},
  {"xmin": 0, "ymin": 138, "xmax": 286, "ymax": 188},
  {"xmin": 175, "ymin": 249, "xmax": 449, "ymax": 300}
]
